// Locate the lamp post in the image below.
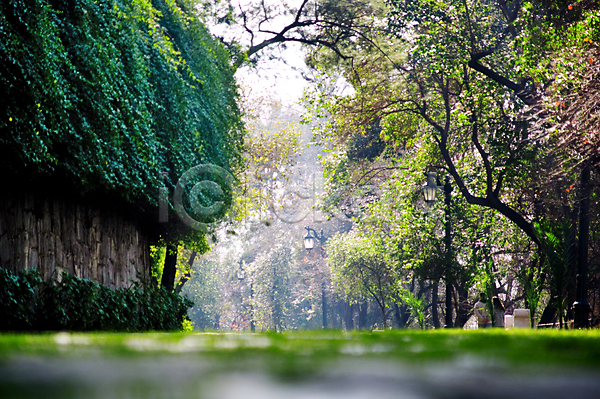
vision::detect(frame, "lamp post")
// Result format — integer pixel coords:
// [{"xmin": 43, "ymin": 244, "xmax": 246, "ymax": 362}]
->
[
  {"xmin": 423, "ymin": 172, "xmax": 454, "ymax": 328},
  {"xmin": 303, "ymin": 226, "xmax": 328, "ymax": 329},
  {"xmin": 237, "ymin": 261, "xmax": 255, "ymax": 332},
  {"xmin": 237, "ymin": 261, "xmax": 245, "ymax": 281}
]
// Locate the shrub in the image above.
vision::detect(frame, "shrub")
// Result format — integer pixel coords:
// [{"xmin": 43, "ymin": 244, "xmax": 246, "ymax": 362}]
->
[{"xmin": 0, "ymin": 268, "xmax": 193, "ymax": 332}]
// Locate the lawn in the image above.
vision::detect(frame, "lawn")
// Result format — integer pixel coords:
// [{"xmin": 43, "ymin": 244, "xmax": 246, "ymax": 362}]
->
[{"xmin": 1, "ymin": 329, "xmax": 600, "ymax": 398}]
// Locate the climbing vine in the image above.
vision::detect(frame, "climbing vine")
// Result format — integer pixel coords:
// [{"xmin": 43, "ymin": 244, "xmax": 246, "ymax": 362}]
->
[{"xmin": 0, "ymin": 0, "xmax": 244, "ymax": 210}]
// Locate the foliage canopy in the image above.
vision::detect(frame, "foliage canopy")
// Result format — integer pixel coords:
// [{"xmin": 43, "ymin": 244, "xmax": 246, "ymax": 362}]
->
[{"xmin": 0, "ymin": 0, "xmax": 244, "ymax": 217}]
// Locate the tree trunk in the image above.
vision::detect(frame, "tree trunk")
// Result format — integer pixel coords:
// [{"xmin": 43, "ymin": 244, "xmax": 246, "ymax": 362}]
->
[
  {"xmin": 455, "ymin": 284, "xmax": 471, "ymax": 328},
  {"xmin": 160, "ymin": 242, "xmax": 178, "ymax": 292},
  {"xmin": 322, "ymin": 283, "xmax": 328, "ymax": 329},
  {"xmin": 358, "ymin": 301, "xmax": 368, "ymax": 329},
  {"xmin": 431, "ymin": 282, "xmax": 441, "ymax": 329},
  {"xmin": 574, "ymin": 163, "xmax": 592, "ymax": 328},
  {"xmin": 344, "ymin": 302, "xmax": 354, "ymax": 331},
  {"xmin": 538, "ymin": 295, "xmax": 558, "ymax": 326},
  {"xmin": 175, "ymin": 250, "xmax": 196, "ymax": 294},
  {"xmin": 380, "ymin": 302, "xmax": 387, "ymax": 329},
  {"xmin": 394, "ymin": 303, "xmax": 410, "ymax": 328},
  {"xmin": 444, "ymin": 178, "xmax": 454, "ymax": 328},
  {"xmin": 445, "ymin": 281, "xmax": 453, "ymax": 328}
]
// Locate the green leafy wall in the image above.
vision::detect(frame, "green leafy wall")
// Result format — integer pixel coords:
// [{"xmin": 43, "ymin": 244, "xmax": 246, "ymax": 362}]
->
[{"xmin": 0, "ymin": 0, "xmax": 244, "ymax": 210}]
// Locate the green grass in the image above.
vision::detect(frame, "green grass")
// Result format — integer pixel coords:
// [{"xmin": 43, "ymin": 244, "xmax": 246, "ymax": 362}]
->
[
  {"xmin": 1, "ymin": 329, "xmax": 600, "ymax": 399},
  {"xmin": 1, "ymin": 329, "xmax": 600, "ymax": 378}
]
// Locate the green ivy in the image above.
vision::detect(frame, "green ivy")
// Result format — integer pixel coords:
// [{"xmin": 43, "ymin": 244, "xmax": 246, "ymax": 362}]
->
[
  {"xmin": 0, "ymin": 268, "xmax": 193, "ymax": 331},
  {"xmin": 0, "ymin": 0, "xmax": 244, "ymax": 211}
]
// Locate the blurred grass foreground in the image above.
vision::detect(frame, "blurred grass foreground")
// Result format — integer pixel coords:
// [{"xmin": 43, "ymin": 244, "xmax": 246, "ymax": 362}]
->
[{"xmin": 1, "ymin": 329, "xmax": 600, "ymax": 399}]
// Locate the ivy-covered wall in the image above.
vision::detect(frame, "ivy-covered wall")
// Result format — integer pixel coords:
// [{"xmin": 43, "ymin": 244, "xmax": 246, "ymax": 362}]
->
[
  {"xmin": 0, "ymin": 0, "xmax": 244, "ymax": 210},
  {"xmin": 0, "ymin": 0, "xmax": 244, "ymax": 284}
]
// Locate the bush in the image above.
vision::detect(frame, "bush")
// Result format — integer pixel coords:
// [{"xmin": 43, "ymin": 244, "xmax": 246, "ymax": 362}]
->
[{"xmin": 0, "ymin": 268, "xmax": 193, "ymax": 332}]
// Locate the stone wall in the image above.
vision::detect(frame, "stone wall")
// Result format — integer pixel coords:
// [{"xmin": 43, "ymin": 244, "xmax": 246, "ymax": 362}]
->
[{"xmin": 0, "ymin": 193, "xmax": 150, "ymax": 289}]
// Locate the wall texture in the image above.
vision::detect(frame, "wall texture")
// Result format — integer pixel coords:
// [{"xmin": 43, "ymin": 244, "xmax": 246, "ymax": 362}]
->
[{"xmin": 0, "ymin": 193, "xmax": 150, "ymax": 288}]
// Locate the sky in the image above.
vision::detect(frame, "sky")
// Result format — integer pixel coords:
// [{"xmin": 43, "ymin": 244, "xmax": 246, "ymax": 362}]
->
[
  {"xmin": 205, "ymin": 0, "xmax": 313, "ymax": 107},
  {"xmin": 236, "ymin": 42, "xmax": 311, "ymax": 107}
]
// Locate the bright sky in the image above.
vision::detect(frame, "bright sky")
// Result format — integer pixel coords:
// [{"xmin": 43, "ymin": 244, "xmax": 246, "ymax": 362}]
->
[
  {"xmin": 205, "ymin": 0, "xmax": 313, "ymax": 107},
  {"xmin": 235, "ymin": 42, "xmax": 311, "ymax": 107}
]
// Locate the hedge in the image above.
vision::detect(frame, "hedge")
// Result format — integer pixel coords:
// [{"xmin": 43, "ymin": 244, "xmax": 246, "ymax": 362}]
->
[{"xmin": 0, "ymin": 268, "xmax": 193, "ymax": 331}]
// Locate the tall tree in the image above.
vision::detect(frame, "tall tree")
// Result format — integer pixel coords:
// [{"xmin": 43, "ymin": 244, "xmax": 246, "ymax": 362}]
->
[{"xmin": 300, "ymin": 0, "xmax": 600, "ymax": 326}]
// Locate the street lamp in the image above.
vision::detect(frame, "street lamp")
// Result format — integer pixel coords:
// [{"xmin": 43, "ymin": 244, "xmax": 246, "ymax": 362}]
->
[
  {"xmin": 303, "ymin": 228, "xmax": 317, "ymax": 250},
  {"xmin": 303, "ymin": 226, "xmax": 324, "ymax": 253},
  {"xmin": 423, "ymin": 172, "xmax": 439, "ymax": 203},
  {"xmin": 237, "ymin": 261, "xmax": 245, "ymax": 281},
  {"xmin": 423, "ymin": 172, "xmax": 454, "ymax": 328},
  {"xmin": 303, "ymin": 226, "xmax": 328, "ymax": 328}
]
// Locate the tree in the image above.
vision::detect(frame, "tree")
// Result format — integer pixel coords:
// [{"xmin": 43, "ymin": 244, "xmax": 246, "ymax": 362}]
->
[
  {"xmin": 202, "ymin": 0, "xmax": 390, "ymax": 67},
  {"xmin": 247, "ymin": 245, "xmax": 294, "ymax": 331},
  {"xmin": 181, "ymin": 257, "xmax": 223, "ymax": 330},
  {"xmin": 382, "ymin": 0, "xmax": 549, "ymax": 247},
  {"xmin": 232, "ymin": 100, "xmax": 303, "ymax": 224},
  {"xmin": 299, "ymin": 0, "xmax": 600, "ymax": 327},
  {"xmin": 328, "ymin": 230, "xmax": 400, "ymax": 328}
]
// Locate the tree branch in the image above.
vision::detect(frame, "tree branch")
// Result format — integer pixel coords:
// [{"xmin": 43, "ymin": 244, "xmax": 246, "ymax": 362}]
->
[
  {"xmin": 497, "ymin": 0, "xmax": 521, "ymax": 37},
  {"xmin": 468, "ymin": 52, "xmax": 539, "ymax": 106},
  {"xmin": 237, "ymin": 1, "xmax": 387, "ymax": 69},
  {"xmin": 422, "ymin": 81, "xmax": 542, "ymax": 247},
  {"xmin": 469, "ymin": 112, "xmax": 496, "ymax": 196}
]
